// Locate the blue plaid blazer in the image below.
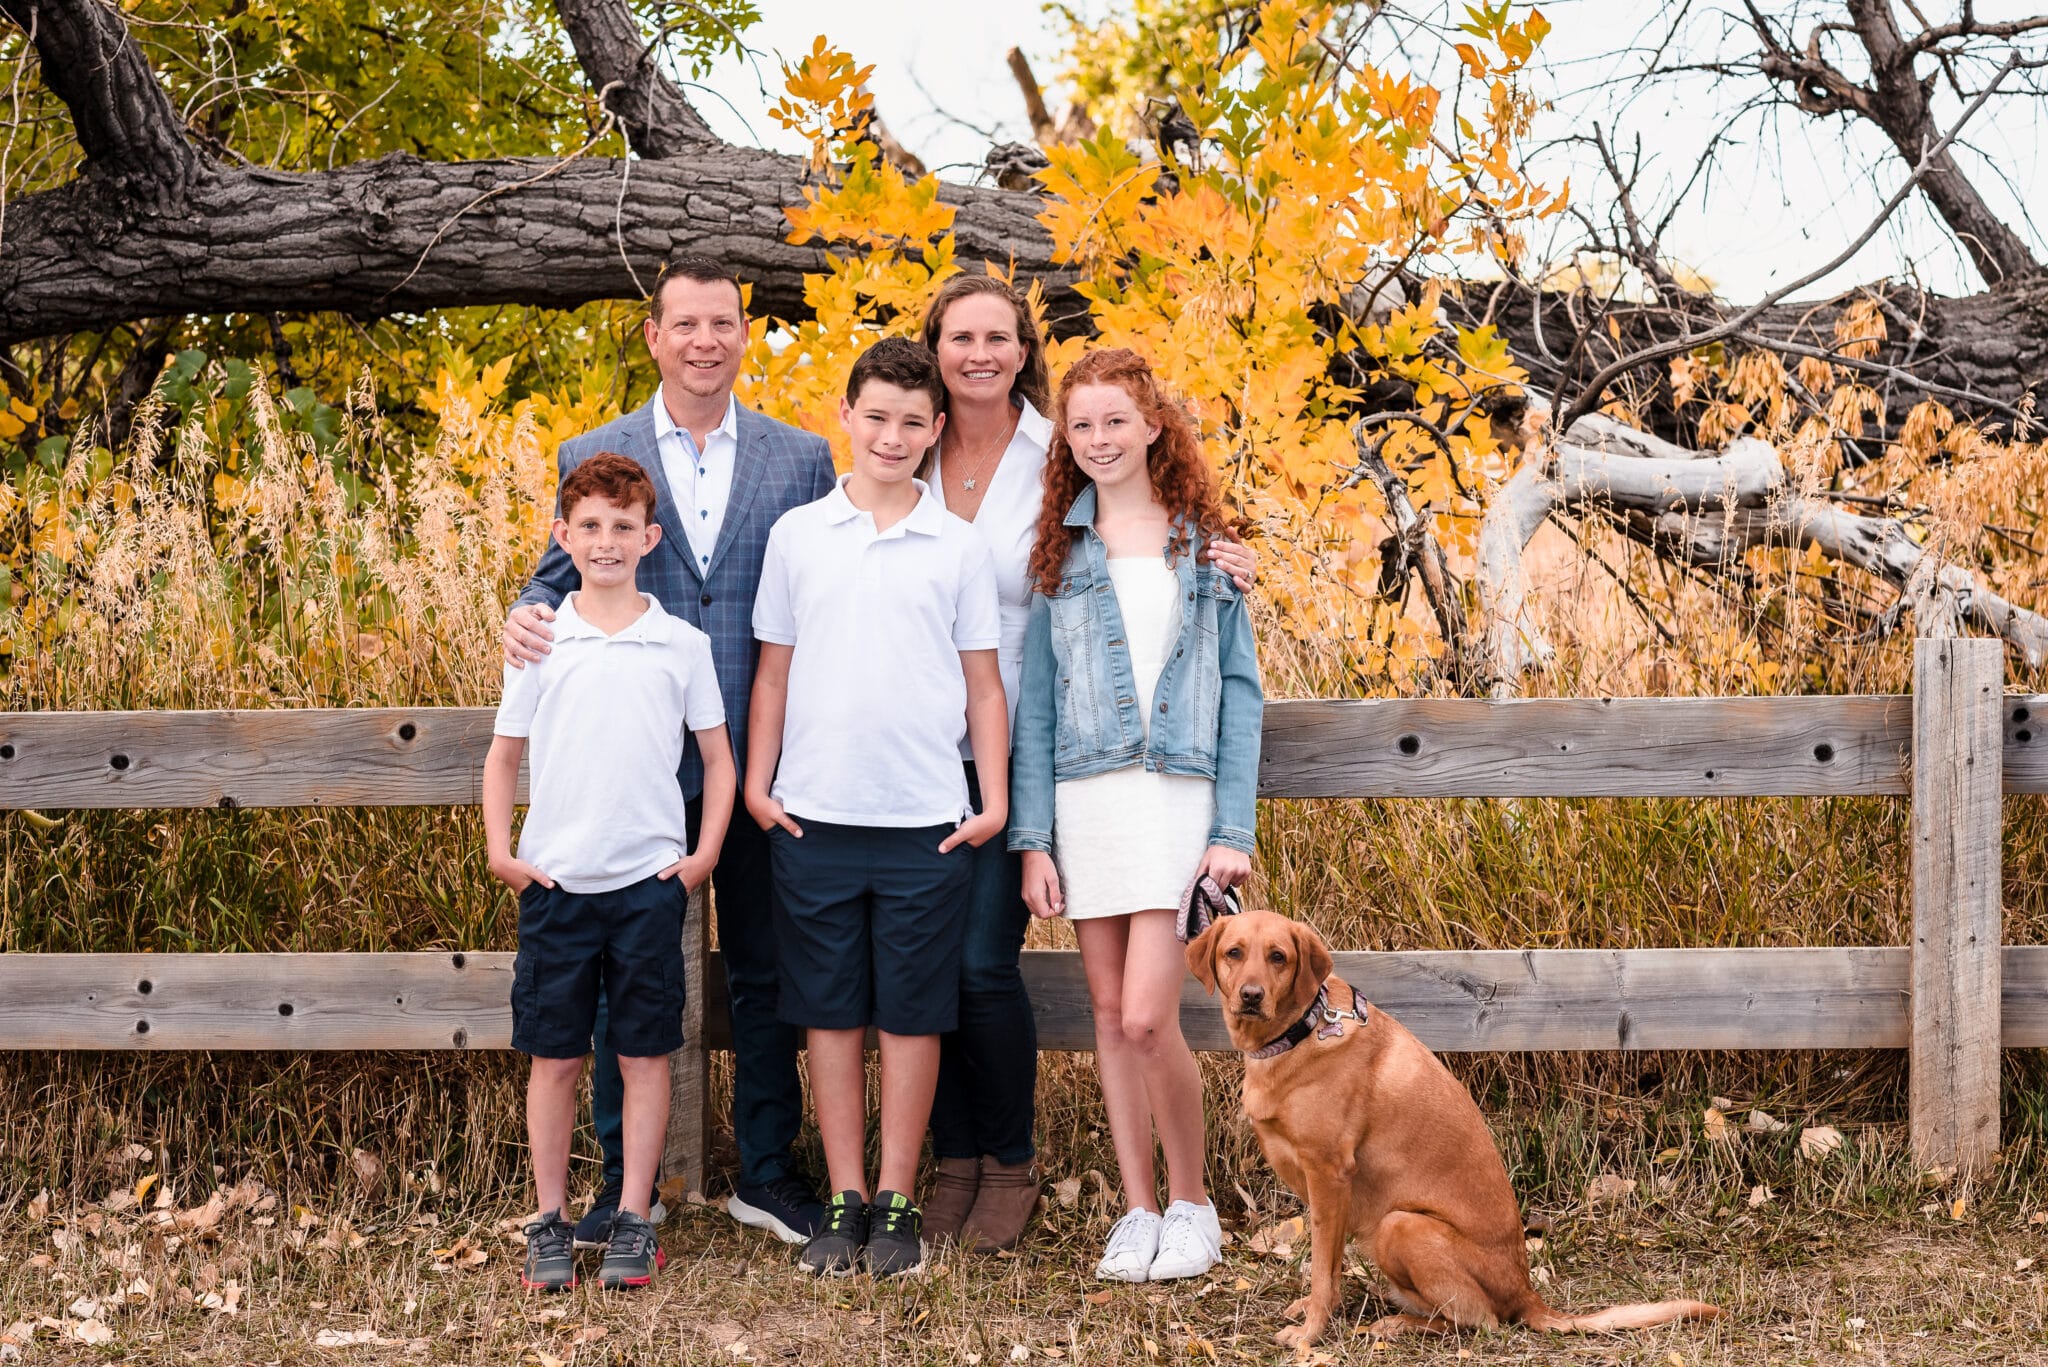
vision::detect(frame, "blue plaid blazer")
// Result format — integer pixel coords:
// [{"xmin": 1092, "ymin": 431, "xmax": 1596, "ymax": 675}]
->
[{"xmin": 515, "ymin": 397, "xmax": 837, "ymax": 797}]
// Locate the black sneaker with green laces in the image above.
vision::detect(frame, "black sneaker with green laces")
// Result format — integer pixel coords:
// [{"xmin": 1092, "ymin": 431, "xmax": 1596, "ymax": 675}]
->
[
  {"xmin": 798, "ymin": 1190, "xmax": 868, "ymax": 1276},
  {"xmin": 598, "ymin": 1209, "xmax": 665, "ymax": 1290},
  {"xmin": 521, "ymin": 1209, "xmax": 576, "ymax": 1292},
  {"xmin": 865, "ymin": 1190, "xmax": 924, "ymax": 1277}
]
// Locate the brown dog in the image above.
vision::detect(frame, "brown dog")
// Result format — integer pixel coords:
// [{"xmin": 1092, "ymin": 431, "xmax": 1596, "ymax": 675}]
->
[{"xmin": 1187, "ymin": 909, "xmax": 1720, "ymax": 1348}]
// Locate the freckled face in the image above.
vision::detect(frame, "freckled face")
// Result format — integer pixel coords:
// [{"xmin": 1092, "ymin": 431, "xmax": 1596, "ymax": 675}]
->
[{"xmin": 1061, "ymin": 382, "xmax": 1159, "ymax": 493}]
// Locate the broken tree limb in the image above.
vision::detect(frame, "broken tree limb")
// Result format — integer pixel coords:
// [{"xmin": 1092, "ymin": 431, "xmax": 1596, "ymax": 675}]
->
[{"xmin": 1475, "ymin": 414, "xmax": 2048, "ymax": 694}]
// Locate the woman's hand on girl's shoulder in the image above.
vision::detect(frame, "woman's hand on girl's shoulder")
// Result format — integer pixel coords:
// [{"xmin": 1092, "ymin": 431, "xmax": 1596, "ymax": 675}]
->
[{"xmin": 1205, "ymin": 536, "xmax": 1257, "ymax": 592}]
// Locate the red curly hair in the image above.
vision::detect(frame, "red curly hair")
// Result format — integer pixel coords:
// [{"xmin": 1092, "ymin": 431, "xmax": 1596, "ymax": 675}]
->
[{"xmin": 1028, "ymin": 348, "xmax": 1231, "ymax": 595}]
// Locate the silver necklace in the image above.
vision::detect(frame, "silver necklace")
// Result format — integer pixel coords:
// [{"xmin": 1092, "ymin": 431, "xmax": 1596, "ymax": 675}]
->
[{"xmin": 950, "ymin": 410, "xmax": 1018, "ymax": 492}]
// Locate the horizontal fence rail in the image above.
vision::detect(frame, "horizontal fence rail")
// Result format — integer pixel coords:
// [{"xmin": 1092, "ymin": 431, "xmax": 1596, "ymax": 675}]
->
[
  {"xmin": 17, "ymin": 947, "xmax": 2048, "ymax": 1054},
  {"xmin": 3, "ymin": 652, "xmax": 2041, "ymax": 1177},
  {"xmin": 4, "ymin": 695, "xmax": 2045, "ymax": 808}
]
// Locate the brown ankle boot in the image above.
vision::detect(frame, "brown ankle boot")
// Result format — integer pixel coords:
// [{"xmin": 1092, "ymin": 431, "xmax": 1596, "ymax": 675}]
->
[
  {"xmin": 960, "ymin": 1157, "xmax": 1040, "ymax": 1252},
  {"xmin": 922, "ymin": 1156, "xmax": 981, "ymax": 1242}
]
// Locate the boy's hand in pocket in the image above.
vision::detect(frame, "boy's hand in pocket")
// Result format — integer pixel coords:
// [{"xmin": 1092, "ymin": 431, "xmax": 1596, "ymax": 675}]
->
[
  {"xmin": 746, "ymin": 789, "xmax": 803, "ymax": 837},
  {"xmin": 658, "ymin": 851, "xmax": 716, "ymax": 891},
  {"xmin": 490, "ymin": 855, "xmax": 553, "ymax": 894},
  {"xmin": 940, "ymin": 809, "xmax": 1004, "ymax": 853}
]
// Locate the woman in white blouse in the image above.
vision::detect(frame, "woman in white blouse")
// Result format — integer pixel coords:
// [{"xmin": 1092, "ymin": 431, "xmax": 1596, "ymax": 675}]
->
[{"xmin": 915, "ymin": 276, "xmax": 1254, "ymax": 1252}]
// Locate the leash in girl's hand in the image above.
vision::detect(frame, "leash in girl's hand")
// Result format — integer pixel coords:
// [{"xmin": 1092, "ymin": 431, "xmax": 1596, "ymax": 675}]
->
[{"xmin": 1175, "ymin": 871, "xmax": 1242, "ymax": 944}]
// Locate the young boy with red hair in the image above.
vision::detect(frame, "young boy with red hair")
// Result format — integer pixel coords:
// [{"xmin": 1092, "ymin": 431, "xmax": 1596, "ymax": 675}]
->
[{"xmin": 483, "ymin": 452, "xmax": 735, "ymax": 1292}]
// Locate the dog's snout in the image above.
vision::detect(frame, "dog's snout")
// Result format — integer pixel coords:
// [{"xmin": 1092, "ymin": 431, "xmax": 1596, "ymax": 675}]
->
[{"xmin": 1238, "ymin": 984, "xmax": 1266, "ymax": 1006}]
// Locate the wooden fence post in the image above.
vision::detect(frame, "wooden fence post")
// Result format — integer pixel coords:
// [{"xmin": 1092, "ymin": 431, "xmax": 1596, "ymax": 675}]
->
[
  {"xmin": 662, "ymin": 882, "xmax": 711, "ymax": 1198},
  {"xmin": 1910, "ymin": 636, "xmax": 2004, "ymax": 1174}
]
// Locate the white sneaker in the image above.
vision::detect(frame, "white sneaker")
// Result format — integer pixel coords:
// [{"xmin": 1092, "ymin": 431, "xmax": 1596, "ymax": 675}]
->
[
  {"xmin": 1095, "ymin": 1207, "xmax": 1164, "ymax": 1282},
  {"xmin": 1147, "ymin": 1200, "xmax": 1222, "ymax": 1280}
]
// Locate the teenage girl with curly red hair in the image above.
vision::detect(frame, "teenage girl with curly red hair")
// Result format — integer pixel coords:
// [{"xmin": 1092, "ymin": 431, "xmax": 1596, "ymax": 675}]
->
[{"xmin": 1008, "ymin": 347, "xmax": 1264, "ymax": 1284}]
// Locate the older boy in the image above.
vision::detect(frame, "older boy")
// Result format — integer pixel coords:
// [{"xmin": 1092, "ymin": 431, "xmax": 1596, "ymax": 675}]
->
[
  {"xmin": 746, "ymin": 339, "xmax": 1008, "ymax": 1277},
  {"xmin": 484, "ymin": 453, "xmax": 735, "ymax": 1292}
]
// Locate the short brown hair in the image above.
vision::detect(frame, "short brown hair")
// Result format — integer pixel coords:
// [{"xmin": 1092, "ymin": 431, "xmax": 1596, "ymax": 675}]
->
[
  {"xmin": 650, "ymin": 254, "xmax": 745, "ymax": 324},
  {"xmin": 845, "ymin": 337, "xmax": 945, "ymax": 411},
  {"xmin": 918, "ymin": 273, "xmax": 1051, "ymax": 413},
  {"xmin": 557, "ymin": 452, "xmax": 658, "ymax": 522}
]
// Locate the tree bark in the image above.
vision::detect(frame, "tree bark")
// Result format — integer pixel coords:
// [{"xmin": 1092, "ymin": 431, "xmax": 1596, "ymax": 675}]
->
[
  {"xmin": 0, "ymin": 0, "xmax": 201, "ymax": 202},
  {"xmin": 0, "ymin": 148, "xmax": 1080, "ymax": 346},
  {"xmin": 1460, "ymin": 277, "xmax": 2048, "ymax": 444},
  {"xmin": 552, "ymin": 0, "xmax": 716, "ymax": 157}
]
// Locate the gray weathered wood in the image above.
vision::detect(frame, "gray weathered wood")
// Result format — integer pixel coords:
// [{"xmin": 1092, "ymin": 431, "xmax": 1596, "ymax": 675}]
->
[
  {"xmin": 0, "ymin": 708, "xmax": 516, "ymax": 809},
  {"xmin": 0, "ymin": 952, "xmax": 513, "ymax": 1049},
  {"xmin": 15, "ymin": 943, "xmax": 2048, "ymax": 1052},
  {"xmin": 661, "ymin": 884, "xmax": 710, "ymax": 1198},
  {"xmin": 7, "ymin": 698, "xmax": 2045, "ymax": 808},
  {"xmin": 1258, "ymin": 697, "xmax": 1914, "ymax": 797},
  {"xmin": 1910, "ymin": 638, "xmax": 2005, "ymax": 1173},
  {"xmin": 708, "ymin": 947, "xmax": 1918, "ymax": 1052}
]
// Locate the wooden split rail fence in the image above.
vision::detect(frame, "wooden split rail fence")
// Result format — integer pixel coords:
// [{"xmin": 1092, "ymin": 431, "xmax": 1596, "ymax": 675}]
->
[{"xmin": 4, "ymin": 639, "xmax": 2043, "ymax": 1189}]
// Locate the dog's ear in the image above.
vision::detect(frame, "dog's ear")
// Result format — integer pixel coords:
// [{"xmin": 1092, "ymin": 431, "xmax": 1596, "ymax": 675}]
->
[
  {"xmin": 1186, "ymin": 920, "xmax": 1225, "ymax": 995},
  {"xmin": 1293, "ymin": 919, "xmax": 1335, "ymax": 990}
]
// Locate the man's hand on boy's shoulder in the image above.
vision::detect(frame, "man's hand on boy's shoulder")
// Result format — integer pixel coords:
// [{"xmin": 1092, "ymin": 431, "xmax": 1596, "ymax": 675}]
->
[
  {"xmin": 489, "ymin": 853, "xmax": 554, "ymax": 894},
  {"xmin": 939, "ymin": 807, "xmax": 1006, "ymax": 854},
  {"xmin": 503, "ymin": 602, "xmax": 557, "ymax": 669}
]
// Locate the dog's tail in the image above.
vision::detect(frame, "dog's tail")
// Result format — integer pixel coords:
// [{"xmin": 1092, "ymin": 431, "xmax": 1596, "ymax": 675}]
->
[{"xmin": 1514, "ymin": 1295, "xmax": 1721, "ymax": 1333}]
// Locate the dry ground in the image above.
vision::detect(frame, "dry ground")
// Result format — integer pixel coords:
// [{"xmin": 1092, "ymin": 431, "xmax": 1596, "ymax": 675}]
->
[{"xmin": 5, "ymin": 1169, "xmax": 2047, "ymax": 1367}]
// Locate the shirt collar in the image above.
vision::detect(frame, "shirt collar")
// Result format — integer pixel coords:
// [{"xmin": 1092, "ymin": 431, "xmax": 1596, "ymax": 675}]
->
[
  {"xmin": 824, "ymin": 474, "xmax": 947, "ymax": 536},
  {"xmin": 1061, "ymin": 482, "xmax": 1099, "ymax": 528},
  {"xmin": 651, "ymin": 388, "xmax": 739, "ymax": 448},
  {"xmin": 555, "ymin": 592, "xmax": 672, "ymax": 643},
  {"xmin": 1016, "ymin": 397, "xmax": 1053, "ymax": 452}
]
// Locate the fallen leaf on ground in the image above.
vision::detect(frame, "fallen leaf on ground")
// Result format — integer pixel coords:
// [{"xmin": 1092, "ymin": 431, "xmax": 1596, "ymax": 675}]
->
[
  {"xmin": 134, "ymin": 1173, "xmax": 159, "ymax": 1205},
  {"xmin": 348, "ymin": 1149, "xmax": 385, "ymax": 1190},
  {"xmin": 1749, "ymin": 1184, "xmax": 1772, "ymax": 1208},
  {"xmin": 64, "ymin": 1298, "xmax": 99, "ymax": 1321},
  {"xmin": 571, "ymin": 1325, "xmax": 607, "ymax": 1344},
  {"xmin": 1083, "ymin": 1291, "xmax": 1112, "ymax": 1306},
  {"xmin": 1246, "ymin": 1215, "xmax": 1305, "ymax": 1255},
  {"xmin": 1586, "ymin": 1175, "xmax": 1636, "ymax": 1206},
  {"xmin": 313, "ymin": 1328, "xmax": 378, "ymax": 1347},
  {"xmin": 1010, "ymin": 1346, "xmax": 1030, "ymax": 1363},
  {"xmin": 704, "ymin": 1322, "xmax": 744, "ymax": 1347},
  {"xmin": 1799, "ymin": 1126, "xmax": 1845, "ymax": 1161},
  {"xmin": 2032, "ymin": 1211, "xmax": 2048, "ymax": 1226},
  {"xmin": 528, "ymin": 1353, "xmax": 567, "ymax": 1367},
  {"xmin": 1951, "ymin": 1197, "xmax": 1968, "ymax": 1221},
  {"xmin": 66, "ymin": 1319, "xmax": 115, "ymax": 1346},
  {"xmin": 176, "ymin": 1192, "xmax": 228, "ymax": 1233},
  {"xmin": 1746, "ymin": 1109, "xmax": 1789, "ymax": 1134},
  {"xmin": 1052, "ymin": 1176, "xmax": 1082, "ymax": 1208},
  {"xmin": 24, "ymin": 1191, "xmax": 50, "ymax": 1223}
]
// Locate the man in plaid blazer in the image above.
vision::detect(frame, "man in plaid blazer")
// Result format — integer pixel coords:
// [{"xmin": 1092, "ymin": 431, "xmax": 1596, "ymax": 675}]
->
[{"xmin": 505, "ymin": 256, "xmax": 835, "ymax": 1249}]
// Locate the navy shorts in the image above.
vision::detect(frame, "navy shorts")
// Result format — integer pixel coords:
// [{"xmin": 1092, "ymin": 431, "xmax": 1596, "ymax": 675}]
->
[
  {"xmin": 511, "ymin": 874, "xmax": 686, "ymax": 1059},
  {"xmin": 769, "ymin": 819, "xmax": 973, "ymax": 1036}
]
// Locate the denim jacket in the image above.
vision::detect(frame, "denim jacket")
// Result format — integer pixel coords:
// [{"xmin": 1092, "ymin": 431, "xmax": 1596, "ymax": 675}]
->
[{"xmin": 1008, "ymin": 485, "xmax": 1264, "ymax": 857}]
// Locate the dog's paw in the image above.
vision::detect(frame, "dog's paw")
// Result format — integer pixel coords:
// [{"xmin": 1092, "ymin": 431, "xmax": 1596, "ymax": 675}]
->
[
  {"xmin": 1282, "ymin": 1296, "xmax": 1311, "ymax": 1322},
  {"xmin": 1274, "ymin": 1322, "xmax": 1325, "ymax": 1352}
]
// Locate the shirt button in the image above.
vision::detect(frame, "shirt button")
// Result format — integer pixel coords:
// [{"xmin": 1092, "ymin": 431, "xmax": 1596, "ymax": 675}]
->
[
  {"xmin": 1187, "ymin": 590, "xmax": 1196, "ymax": 601},
  {"xmin": 1159, "ymin": 703, "xmax": 1168, "ymax": 714},
  {"xmin": 701, "ymin": 593, "xmax": 713, "ymax": 606}
]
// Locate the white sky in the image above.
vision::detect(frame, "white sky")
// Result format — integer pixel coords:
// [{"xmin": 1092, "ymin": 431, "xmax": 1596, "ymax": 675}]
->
[{"xmin": 684, "ymin": 1, "xmax": 2047, "ymax": 303}]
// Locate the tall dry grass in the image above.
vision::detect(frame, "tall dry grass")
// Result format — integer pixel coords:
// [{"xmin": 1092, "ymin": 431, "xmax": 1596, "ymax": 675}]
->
[{"xmin": 4, "ymin": 364, "xmax": 2047, "ymax": 1226}]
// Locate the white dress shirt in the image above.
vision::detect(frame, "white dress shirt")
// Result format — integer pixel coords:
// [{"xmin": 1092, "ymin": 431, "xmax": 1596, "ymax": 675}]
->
[
  {"xmin": 652, "ymin": 387, "xmax": 740, "ymax": 573},
  {"xmin": 932, "ymin": 399, "xmax": 1052, "ymax": 754}
]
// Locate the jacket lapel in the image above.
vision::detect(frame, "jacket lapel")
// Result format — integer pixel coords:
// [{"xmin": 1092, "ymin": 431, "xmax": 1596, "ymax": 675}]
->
[
  {"xmin": 704, "ymin": 403, "xmax": 770, "ymax": 580},
  {"xmin": 625, "ymin": 396, "xmax": 697, "ymax": 583}
]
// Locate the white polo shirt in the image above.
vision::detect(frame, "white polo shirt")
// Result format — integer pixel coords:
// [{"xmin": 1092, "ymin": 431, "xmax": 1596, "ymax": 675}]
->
[
  {"xmin": 931, "ymin": 399, "xmax": 1052, "ymax": 753},
  {"xmin": 493, "ymin": 593, "xmax": 726, "ymax": 892},
  {"xmin": 652, "ymin": 388, "xmax": 739, "ymax": 574},
  {"xmin": 753, "ymin": 476, "xmax": 1002, "ymax": 827}
]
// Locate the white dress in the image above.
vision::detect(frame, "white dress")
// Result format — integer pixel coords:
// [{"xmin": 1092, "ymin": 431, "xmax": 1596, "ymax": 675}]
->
[{"xmin": 1053, "ymin": 557, "xmax": 1217, "ymax": 921}]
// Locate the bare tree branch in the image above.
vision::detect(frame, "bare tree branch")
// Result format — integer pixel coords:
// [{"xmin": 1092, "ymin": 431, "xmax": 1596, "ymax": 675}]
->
[{"xmin": 553, "ymin": 0, "xmax": 716, "ymax": 157}]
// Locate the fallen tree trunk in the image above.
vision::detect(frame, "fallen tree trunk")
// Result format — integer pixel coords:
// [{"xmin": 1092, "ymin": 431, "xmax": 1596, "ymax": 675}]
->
[
  {"xmin": 0, "ymin": 151, "xmax": 1082, "ymax": 347},
  {"xmin": 1460, "ymin": 278, "xmax": 2048, "ymax": 446},
  {"xmin": 1476, "ymin": 414, "xmax": 2048, "ymax": 694}
]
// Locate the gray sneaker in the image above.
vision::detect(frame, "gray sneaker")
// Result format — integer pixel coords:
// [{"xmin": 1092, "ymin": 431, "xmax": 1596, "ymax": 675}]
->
[
  {"xmin": 798, "ymin": 1190, "xmax": 869, "ymax": 1276},
  {"xmin": 598, "ymin": 1209, "xmax": 665, "ymax": 1290},
  {"xmin": 521, "ymin": 1209, "xmax": 576, "ymax": 1292}
]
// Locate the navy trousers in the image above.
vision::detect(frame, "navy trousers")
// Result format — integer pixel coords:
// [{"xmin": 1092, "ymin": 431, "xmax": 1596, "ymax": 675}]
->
[
  {"xmin": 591, "ymin": 799, "xmax": 804, "ymax": 1189},
  {"xmin": 927, "ymin": 761, "xmax": 1039, "ymax": 1165}
]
